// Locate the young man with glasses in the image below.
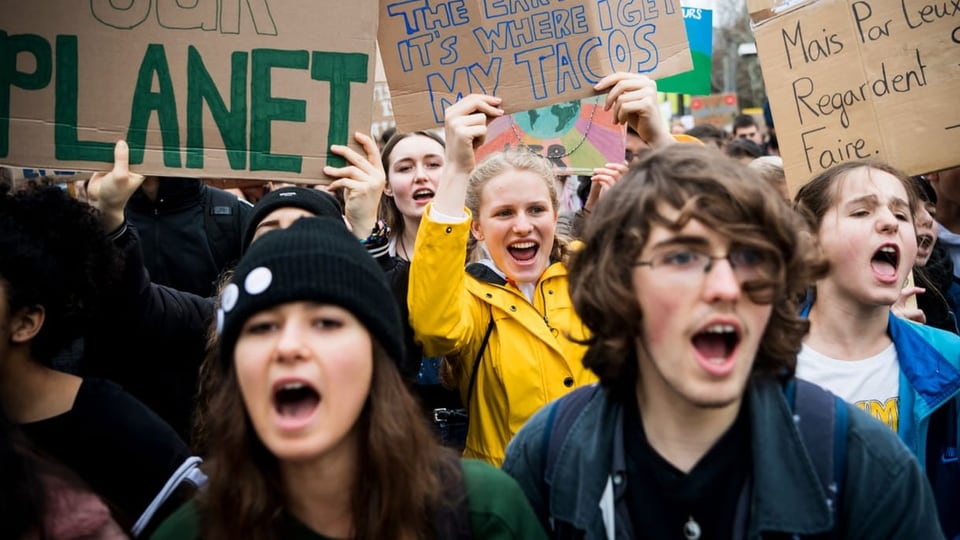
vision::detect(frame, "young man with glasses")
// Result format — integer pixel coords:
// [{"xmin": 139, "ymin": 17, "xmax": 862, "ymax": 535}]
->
[{"xmin": 502, "ymin": 144, "xmax": 944, "ymax": 539}]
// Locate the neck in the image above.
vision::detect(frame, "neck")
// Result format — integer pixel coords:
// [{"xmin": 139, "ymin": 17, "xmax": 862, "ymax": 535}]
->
[
  {"xmin": 398, "ymin": 217, "xmax": 420, "ymax": 261},
  {"xmin": 0, "ymin": 348, "xmax": 82, "ymax": 423},
  {"xmin": 141, "ymin": 177, "xmax": 160, "ymax": 201},
  {"xmin": 280, "ymin": 431, "xmax": 359, "ymax": 538},
  {"xmin": 635, "ymin": 375, "xmax": 742, "ymax": 474},
  {"xmin": 805, "ymin": 284, "xmax": 891, "ymax": 359},
  {"xmin": 936, "ymin": 201, "xmax": 960, "ymax": 233}
]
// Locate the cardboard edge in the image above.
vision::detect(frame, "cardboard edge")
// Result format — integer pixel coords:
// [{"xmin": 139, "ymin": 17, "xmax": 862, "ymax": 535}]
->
[{"xmin": 748, "ymin": 0, "xmax": 816, "ymax": 25}]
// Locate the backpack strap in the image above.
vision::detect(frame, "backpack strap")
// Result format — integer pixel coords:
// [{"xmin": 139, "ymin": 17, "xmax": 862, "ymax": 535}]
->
[
  {"xmin": 539, "ymin": 384, "xmax": 600, "ymax": 531},
  {"xmin": 786, "ymin": 378, "xmax": 847, "ymax": 536},
  {"xmin": 202, "ymin": 186, "xmax": 245, "ymax": 270},
  {"xmin": 464, "ymin": 316, "xmax": 495, "ymax": 410},
  {"xmin": 132, "ymin": 456, "xmax": 207, "ymax": 537}
]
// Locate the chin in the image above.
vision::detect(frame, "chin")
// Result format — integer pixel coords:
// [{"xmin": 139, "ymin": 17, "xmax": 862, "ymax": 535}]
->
[{"xmin": 688, "ymin": 386, "xmax": 744, "ymax": 410}]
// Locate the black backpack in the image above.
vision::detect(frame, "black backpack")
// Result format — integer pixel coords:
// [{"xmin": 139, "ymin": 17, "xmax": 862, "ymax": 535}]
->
[
  {"xmin": 202, "ymin": 185, "xmax": 249, "ymax": 274},
  {"xmin": 540, "ymin": 379, "xmax": 849, "ymax": 538}
]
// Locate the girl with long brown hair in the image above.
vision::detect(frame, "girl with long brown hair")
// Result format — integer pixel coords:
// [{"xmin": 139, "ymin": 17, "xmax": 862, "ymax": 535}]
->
[{"xmin": 151, "ymin": 216, "xmax": 545, "ymax": 540}]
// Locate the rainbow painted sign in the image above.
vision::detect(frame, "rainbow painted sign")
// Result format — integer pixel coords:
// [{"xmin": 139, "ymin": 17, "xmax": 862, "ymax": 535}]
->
[{"xmin": 476, "ymin": 95, "xmax": 625, "ymax": 175}]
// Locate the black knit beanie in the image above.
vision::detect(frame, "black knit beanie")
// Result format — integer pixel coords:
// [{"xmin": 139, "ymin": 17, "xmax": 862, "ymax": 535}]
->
[
  {"xmin": 218, "ymin": 216, "xmax": 404, "ymax": 369},
  {"xmin": 241, "ymin": 187, "xmax": 343, "ymax": 252}
]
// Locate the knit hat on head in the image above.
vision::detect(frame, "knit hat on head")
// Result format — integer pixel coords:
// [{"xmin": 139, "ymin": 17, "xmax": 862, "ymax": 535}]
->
[
  {"xmin": 218, "ymin": 216, "xmax": 404, "ymax": 369},
  {"xmin": 241, "ymin": 187, "xmax": 343, "ymax": 252}
]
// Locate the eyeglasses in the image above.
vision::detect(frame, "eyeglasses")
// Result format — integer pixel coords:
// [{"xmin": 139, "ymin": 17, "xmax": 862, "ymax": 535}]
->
[{"xmin": 634, "ymin": 247, "xmax": 777, "ymax": 283}]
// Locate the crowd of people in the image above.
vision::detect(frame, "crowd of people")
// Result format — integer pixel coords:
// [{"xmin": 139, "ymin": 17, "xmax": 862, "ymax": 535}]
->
[{"xmin": 2, "ymin": 68, "xmax": 958, "ymax": 540}]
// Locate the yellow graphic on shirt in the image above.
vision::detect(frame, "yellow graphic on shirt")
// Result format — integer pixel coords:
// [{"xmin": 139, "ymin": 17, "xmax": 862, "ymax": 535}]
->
[{"xmin": 855, "ymin": 398, "xmax": 899, "ymax": 432}]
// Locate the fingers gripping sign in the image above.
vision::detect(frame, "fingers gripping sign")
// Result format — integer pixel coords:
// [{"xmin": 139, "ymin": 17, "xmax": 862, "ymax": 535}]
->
[
  {"xmin": 87, "ymin": 140, "xmax": 145, "ymax": 233},
  {"xmin": 585, "ymin": 162, "xmax": 628, "ymax": 212},
  {"xmin": 443, "ymin": 94, "xmax": 504, "ymax": 175},
  {"xmin": 892, "ymin": 284, "xmax": 927, "ymax": 325},
  {"xmin": 324, "ymin": 132, "xmax": 385, "ymax": 238},
  {"xmin": 595, "ymin": 72, "xmax": 672, "ymax": 149}
]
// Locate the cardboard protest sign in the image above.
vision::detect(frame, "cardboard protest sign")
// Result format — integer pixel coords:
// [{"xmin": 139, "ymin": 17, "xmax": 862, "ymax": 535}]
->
[
  {"xmin": 378, "ymin": 0, "xmax": 693, "ymax": 132},
  {"xmin": 476, "ymin": 95, "xmax": 626, "ymax": 174},
  {"xmin": 0, "ymin": 1, "xmax": 378, "ymax": 183},
  {"xmin": 690, "ymin": 93, "xmax": 739, "ymax": 128},
  {"xmin": 749, "ymin": 0, "xmax": 960, "ymax": 192},
  {"xmin": 656, "ymin": 6, "xmax": 713, "ymax": 95}
]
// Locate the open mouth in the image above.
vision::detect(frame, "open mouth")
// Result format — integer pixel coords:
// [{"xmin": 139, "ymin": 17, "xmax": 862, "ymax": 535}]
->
[
  {"xmin": 870, "ymin": 245, "xmax": 900, "ymax": 278},
  {"xmin": 692, "ymin": 324, "xmax": 740, "ymax": 361},
  {"xmin": 917, "ymin": 235, "xmax": 934, "ymax": 251},
  {"xmin": 507, "ymin": 240, "xmax": 539, "ymax": 262},
  {"xmin": 273, "ymin": 381, "xmax": 320, "ymax": 419},
  {"xmin": 412, "ymin": 188, "xmax": 435, "ymax": 202}
]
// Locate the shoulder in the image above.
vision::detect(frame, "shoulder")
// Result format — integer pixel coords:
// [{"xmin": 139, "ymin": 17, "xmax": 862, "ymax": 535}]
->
[
  {"xmin": 149, "ymin": 499, "xmax": 203, "ymax": 540},
  {"xmin": 74, "ymin": 377, "xmax": 189, "ymax": 451},
  {"xmin": 461, "ymin": 459, "xmax": 548, "ymax": 540},
  {"xmin": 891, "ymin": 315, "xmax": 960, "ymax": 355},
  {"xmin": 840, "ymin": 403, "xmax": 944, "ymax": 536}
]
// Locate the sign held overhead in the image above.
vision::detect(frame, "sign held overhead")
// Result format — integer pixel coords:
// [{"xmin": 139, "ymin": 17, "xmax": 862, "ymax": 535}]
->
[
  {"xmin": 0, "ymin": 0, "xmax": 378, "ymax": 183},
  {"xmin": 749, "ymin": 0, "xmax": 960, "ymax": 192},
  {"xmin": 378, "ymin": 0, "xmax": 693, "ymax": 132}
]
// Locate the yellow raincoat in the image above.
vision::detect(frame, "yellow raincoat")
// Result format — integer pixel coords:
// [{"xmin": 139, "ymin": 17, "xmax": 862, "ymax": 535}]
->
[{"xmin": 409, "ymin": 208, "xmax": 596, "ymax": 465}]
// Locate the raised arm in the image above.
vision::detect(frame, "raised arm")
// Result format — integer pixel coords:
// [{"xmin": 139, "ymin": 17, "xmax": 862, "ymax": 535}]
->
[{"xmin": 408, "ymin": 95, "xmax": 503, "ymax": 357}]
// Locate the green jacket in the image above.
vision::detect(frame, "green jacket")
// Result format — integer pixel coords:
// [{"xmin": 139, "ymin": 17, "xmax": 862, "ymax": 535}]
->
[{"xmin": 150, "ymin": 459, "xmax": 546, "ymax": 540}]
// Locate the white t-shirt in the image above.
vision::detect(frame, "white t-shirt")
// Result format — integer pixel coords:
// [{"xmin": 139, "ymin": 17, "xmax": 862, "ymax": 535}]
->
[{"xmin": 796, "ymin": 343, "xmax": 900, "ymax": 432}]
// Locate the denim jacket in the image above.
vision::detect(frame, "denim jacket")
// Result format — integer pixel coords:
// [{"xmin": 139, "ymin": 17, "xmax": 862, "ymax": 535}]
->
[{"xmin": 503, "ymin": 379, "xmax": 944, "ymax": 539}]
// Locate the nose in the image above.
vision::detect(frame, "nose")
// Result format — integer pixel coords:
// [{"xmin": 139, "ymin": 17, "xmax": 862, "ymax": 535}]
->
[
  {"xmin": 875, "ymin": 208, "xmax": 900, "ymax": 234},
  {"xmin": 702, "ymin": 258, "xmax": 741, "ymax": 303},
  {"xmin": 413, "ymin": 163, "xmax": 431, "ymax": 182},
  {"xmin": 275, "ymin": 321, "xmax": 308, "ymax": 362},
  {"xmin": 512, "ymin": 213, "xmax": 532, "ymax": 234}
]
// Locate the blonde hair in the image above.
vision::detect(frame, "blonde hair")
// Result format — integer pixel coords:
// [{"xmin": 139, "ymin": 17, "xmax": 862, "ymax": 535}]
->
[{"xmin": 465, "ymin": 151, "xmax": 568, "ymax": 262}]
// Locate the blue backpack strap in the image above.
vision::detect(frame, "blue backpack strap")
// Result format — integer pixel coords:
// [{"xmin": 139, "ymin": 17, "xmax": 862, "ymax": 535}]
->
[
  {"xmin": 788, "ymin": 378, "xmax": 847, "ymax": 536},
  {"xmin": 539, "ymin": 384, "xmax": 599, "ymax": 530}
]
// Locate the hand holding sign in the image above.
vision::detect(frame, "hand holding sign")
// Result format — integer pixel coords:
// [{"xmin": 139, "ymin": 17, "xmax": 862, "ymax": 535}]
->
[
  {"xmin": 585, "ymin": 162, "xmax": 629, "ymax": 212},
  {"xmin": 892, "ymin": 284, "xmax": 926, "ymax": 324},
  {"xmin": 443, "ymin": 95, "xmax": 505, "ymax": 175},
  {"xmin": 596, "ymin": 73, "xmax": 671, "ymax": 149},
  {"xmin": 324, "ymin": 132, "xmax": 386, "ymax": 239},
  {"xmin": 87, "ymin": 140, "xmax": 145, "ymax": 233},
  {"xmin": 433, "ymin": 94, "xmax": 504, "ymax": 218}
]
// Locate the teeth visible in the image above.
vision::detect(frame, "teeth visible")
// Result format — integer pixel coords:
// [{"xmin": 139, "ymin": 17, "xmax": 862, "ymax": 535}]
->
[
  {"xmin": 511, "ymin": 241, "xmax": 535, "ymax": 249},
  {"xmin": 413, "ymin": 189, "xmax": 434, "ymax": 197},
  {"xmin": 880, "ymin": 247, "xmax": 896, "ymax": 253},
  {"xmin": 280, "ymin": 383, "xmax": 305, "ymax": 391},
  {"xmin": 704, "ymin": 324, "xmax": 736, "ymax": 334}
]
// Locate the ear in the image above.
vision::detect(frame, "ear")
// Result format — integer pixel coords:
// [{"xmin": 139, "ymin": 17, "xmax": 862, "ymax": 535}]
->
[
  {"xmin": 470, "ymin": 219, "xmax": 484, "ymax": 242},
  {"xmin": 10, "ymin": 306, "xmax": 44, "ymax": 344},
  {"xmin": 383, "ymin": 180, "xmax": 395, "ymax": 197}
]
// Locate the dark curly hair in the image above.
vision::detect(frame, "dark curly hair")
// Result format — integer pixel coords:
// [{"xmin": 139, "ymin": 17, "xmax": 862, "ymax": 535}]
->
[
  {"xmin": 0, "ymin": 183, "xmax": 122, "ymax": 363},
  {"xmin": 568, "ymin": 145, "xmax": 827, "ymax": 401}
]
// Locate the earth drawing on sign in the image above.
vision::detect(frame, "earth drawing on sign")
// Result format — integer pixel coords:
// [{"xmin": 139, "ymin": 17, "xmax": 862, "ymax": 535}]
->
[{"xmin": 515, "ymin": 100, "xmax": 582, "ymax": 139}]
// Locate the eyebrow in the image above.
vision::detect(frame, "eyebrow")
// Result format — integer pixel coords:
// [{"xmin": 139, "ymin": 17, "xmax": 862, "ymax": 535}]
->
[
  {"xmin": 844, "ymin": 195, "xmax": 910, "ymax": 211},
  {"xmin": 392, "ymin": 154, "xmax": 443, "ymax": 165},
  {"xmin": 256, "ymin": 219, "xmax": 280, "ymax": 231},
  {"xmin": 648, "ymin": 235, "xmax": 712, "ymax": 250}
]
